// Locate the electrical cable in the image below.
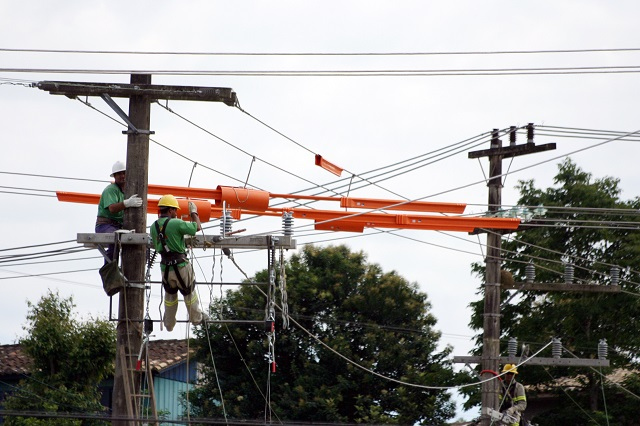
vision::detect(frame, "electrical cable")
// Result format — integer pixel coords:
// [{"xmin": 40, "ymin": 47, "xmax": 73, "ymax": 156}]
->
[
  {"xmin": 539, "ymin": 366, "xmax": 602, "ymax": 425},
  {"xmin": 0, "ymin": 239, "xmax": 77, "ymax": 252},
  {"xmin": 157, "ymin": 101, "xmax": 348, "ymax": 196},
  {"xmin": 4, "ymin": 65, "xmax": 640, "ymax": 76},
  {"xmin": 240, "ymin": 105, "xmax": 496, "ymax": 202},
  {"xmin": 4, "ymin": 46, "xmax": 640, "ymax": 56},
  {"xmin": 223, "ymin": 256, "xmax": 555, "ymax": 392},
  {"xmin": 6, "ymin": 60, "xmax": 640, "ymax": 420},
  {"xmin": 249, "ymin": 126, "xmax": 640, "ymax": 239},
  {"xmin": 0, "ymin": 267, "xmax": 98, "ymax": 280}
]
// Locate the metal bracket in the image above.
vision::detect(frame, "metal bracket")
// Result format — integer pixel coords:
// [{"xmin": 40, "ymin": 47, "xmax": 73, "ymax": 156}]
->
[
  {"xmin": 95, "ymin": 244, "xmax": 111, "ymax": 262},
  {"xmin": 100, "ymin": 93, "xmax": 155, "ymax": 135}
]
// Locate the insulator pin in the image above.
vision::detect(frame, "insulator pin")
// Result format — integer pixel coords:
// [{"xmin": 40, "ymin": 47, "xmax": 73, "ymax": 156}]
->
[
  {"xmin": 508, "ymin": 337, "xmax": 518, "ymax": 357},
  {"xmin": 282, "ymin": 212, "xmax": 294, "ymax": 236},
  {"xmin": 552, "ymin": 338, "xmax": 562, "ymax": 358},
  {"xmin": 598, "ymin": 339, "xmax": 608, "ymax": 360},
  {"xmin": 525, "ymin": 262, "xmax": 535, "ymax": 283},
  {"xmin": 509, "ymin": 126, "xmax": 517, "ymax": 146},
  {"xmin": 610, "ymin": 266, "xmax": 620, "ymax": 286},
  {"xmin": 564, "ymin": 263, "xmax": 574, "ymax": 284},
  {"xmin": 220, "ymin": 210, "xmax": 233, "ymax": 237}
]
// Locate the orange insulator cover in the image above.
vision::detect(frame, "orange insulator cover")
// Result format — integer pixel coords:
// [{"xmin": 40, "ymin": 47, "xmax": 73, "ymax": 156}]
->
[
  {"xmin": 177, "ymin": 199, "xmax": 211, "ymax": 223},
  {"xmin": 216, "ymin": 186, "xmax": 270, "ymax": 211}
]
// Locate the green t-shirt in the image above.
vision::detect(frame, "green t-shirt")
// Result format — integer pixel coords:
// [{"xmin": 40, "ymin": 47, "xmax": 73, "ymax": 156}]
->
[
  {"xmin": 97, "ymin": 183, "xmax": 124, "ymax": 223},
  {"xmin": 151, "ymin": 217, "xmax": 198, "ymax": 269}
]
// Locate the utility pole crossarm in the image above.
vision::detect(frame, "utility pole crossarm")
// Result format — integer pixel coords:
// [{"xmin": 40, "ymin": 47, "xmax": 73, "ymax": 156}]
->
[
  {"xmin": 37, "ymin": 81, "xmax": 237, "ymax": 105},
  {"xmin": 468, "ymin": 142, "xmax": 556, "ymax": 159},
  {"xmin": 453, "ymin": 356, "xmax": 610, "ymax": 367},
  {"xmin": 502, "ymin": 282, "xmax": 621, "ymax": 293}
]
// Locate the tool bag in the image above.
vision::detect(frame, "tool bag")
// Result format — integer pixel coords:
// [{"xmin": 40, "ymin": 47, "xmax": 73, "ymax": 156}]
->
[{"xmin": 99, "ymin": 260, "xmax": 126, "ymax": 296}]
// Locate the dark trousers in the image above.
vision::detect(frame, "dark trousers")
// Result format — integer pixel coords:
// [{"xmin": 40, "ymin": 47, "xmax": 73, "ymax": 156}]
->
[{"xmin": 96, "ymin": 222, "xmax": 122, "ymax": 263}]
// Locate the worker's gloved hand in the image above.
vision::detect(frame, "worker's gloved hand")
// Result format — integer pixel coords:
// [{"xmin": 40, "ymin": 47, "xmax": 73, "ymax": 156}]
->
[
  {"xmin": 188, "ymin": 201, "xmax": 198, "ymax": 214},
  {"xmin": 505, "ymin": 407, "xmax": 516, "ymax": 417},
  {"xmin": 124, "ymin": 194, "xmax": 143, "ymax": 208}
]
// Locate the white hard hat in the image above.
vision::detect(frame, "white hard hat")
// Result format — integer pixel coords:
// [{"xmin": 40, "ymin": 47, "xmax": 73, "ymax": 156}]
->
[{"xmin": 111, "ymin": 161, "xmax": 126, "ymax": 176}]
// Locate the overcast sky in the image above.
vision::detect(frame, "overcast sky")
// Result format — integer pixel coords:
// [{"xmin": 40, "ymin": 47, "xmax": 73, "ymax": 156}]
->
[{"xmin": 2, "ymin": 1, "xmax": 640, "ymax": 420}]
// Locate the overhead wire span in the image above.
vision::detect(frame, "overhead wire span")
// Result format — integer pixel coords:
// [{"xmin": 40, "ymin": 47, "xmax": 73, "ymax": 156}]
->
[
  {"xmin": 0, "ymin": 239, "xmax": 77, "ymax": 252},
  {"xmin": 0, "ymin": 267, "xmax": 98, "ymax": 280},
  {"xmin": 156, "ymin": 101, "xmax": 344, "ymax": 196},
  {"xmin": 17, "ymin": 80, "xmax": 640, "ymax": 293},
  {"xmin": 4, "ymin": 66, "xmax": 640, "ymax": 77},
  {"xmin": 237, "ymin": 106, "xmax": 496, "ymax": 203},
  {"xmin": 536, "ymin": 125, "xmax": 640, "ymax": 142},
  {"xmin": 539, "ymin": 366, "xmax": 602, "ymax": 425},
  {"xmin": 251, "ymin": 126, "xmax": 640, "ymax": 238},
  {"xmin": 255, "ymin": 284, "xmax": 556, "ymax": 391},
  {"xmin": 4, "ymin": 46, "xmax": 640, "ymax": 56},
  {"xmin": 0, "ymin": 254, "xmax": 102, "ymax": 268}
]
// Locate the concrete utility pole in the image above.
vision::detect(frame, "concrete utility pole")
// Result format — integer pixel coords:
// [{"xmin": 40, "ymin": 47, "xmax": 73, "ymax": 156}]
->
[
  {"xmin": 39, "ymin": 76, "xmax": 237, "ymax": 424},
  {"xmin": 467, "ymin": 125, "xmax": 555, "ymax": 425}
]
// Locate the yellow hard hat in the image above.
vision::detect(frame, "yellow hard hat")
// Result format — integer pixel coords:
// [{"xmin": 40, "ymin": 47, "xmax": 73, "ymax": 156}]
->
[
  {"xmin": 157, "ymin": 194, "xmax": 180, "ymax": 209},
  {"xmin": 502, "ymin": 364, "xmax": 518, "ymax": 374}
]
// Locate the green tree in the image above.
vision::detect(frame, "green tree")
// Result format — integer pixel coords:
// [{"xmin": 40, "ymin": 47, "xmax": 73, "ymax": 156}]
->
[
  {"xmin": 3, "ymin": 290, "xmax": 116, "ymax": 426},
  {"xmin": 190, "ymin": 245, "xmax": 463, "ymax": 424},
  {"xmin": 466, "ymin": 159, "xmax": 640, "ymax": 423}
]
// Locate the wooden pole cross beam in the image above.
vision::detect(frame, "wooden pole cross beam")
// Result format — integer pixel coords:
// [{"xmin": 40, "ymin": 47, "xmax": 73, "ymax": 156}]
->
[
  {"xmin": 453, "ymin": 356, "xmax": 610, "ymax": 368},
  {"xmin": 468, "ymin": 142, "xmax": 557, "ymax": 159},
  {"xmin": 502, "ymin": 281, "xmax": 621, "ymax": 293},
  {"xmin": 75, "ymin": 233, "xmax": 297, "ymax": 250},
  {"xmin": 37, "ymin": 81, "xmax": 237, "ymax": 105}
]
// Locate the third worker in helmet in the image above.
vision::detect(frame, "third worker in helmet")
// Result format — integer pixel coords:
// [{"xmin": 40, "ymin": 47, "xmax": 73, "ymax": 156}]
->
[
  {"xmin": 499, "ymin": 364, "xmax": 527, "ymax": 426},
  {"xmin": 150, "ymin": 195, "xmax": 206, "ymax": 331}
]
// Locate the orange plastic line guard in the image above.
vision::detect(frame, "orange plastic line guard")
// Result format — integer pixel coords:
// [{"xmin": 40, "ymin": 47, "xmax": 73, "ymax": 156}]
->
[
  {"xmin": 57, "ymin": 192, "xmax": 214, "ymax": 223},
  {"xmin": 315, "ymin": 154, "xmax": 343, "ymax": 177},
  {"xmin": 275, "ymin": 207, "xmax": 520, "ymax": 231},
  {"xmin": 315, "ymin": 221, "xmax": 476, "ymax": 232},
  {"xmin": 147, "ymin": 184, "xmax": 466, "ymax": 214},
  {"xmin": 57, "ymin": 191, "xmax": 519, "ymax": 232},
  {"xmin": 231, "ymin": 205, "xmax": 520, "ymax": 232}
]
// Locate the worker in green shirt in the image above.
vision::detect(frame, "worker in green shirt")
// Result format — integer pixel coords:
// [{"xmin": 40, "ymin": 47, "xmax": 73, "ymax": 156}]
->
[{"xmin": 95, "ymin": 161, "xmax": 142, "ymax": 261}]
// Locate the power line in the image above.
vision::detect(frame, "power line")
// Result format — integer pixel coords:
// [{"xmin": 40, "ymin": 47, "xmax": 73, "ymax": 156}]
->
[
  {"xmin": 0, "ymin": 267, "xmax": 98, "ymax": 280},
  {"xmin": 3, "ymin": 65, "xmax": 640, "ymax": 77},
  {"xmin": 0, "ymin": 170, "xmax": 108, "ymax": 184},
  {"xmin": 0, "ymin": 239, "xmax": 77, "ymax": 252},
  {"xmin": 3, "ymin": 47, "xmax": 640, "ymax": 56}
]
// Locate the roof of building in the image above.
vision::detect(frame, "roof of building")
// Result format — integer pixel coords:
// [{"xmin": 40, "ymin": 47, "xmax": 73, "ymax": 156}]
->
[
  {"xmin": 0, "ymin": 339, "xmax": 195, "ymax": 376},
  {"xmin": 0, "ymin": 344, "xmax": 31, "ymax": 376},
  {"xmin": 526, "ymin": 368, "xmax": 636, "ymax": 393},
  {"xmin": 145, "ymin": 339, "xmax": 195, "ymax": 373}
]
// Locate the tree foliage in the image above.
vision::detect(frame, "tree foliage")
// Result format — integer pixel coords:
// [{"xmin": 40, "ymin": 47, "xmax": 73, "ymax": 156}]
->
[
  {"xmin": 190, "ymin": 245, "xmax": 464, "ymax": 424},
  {"xmin": 466, "ymin": 159, "xmax": 640, "ymax": 422},
  {"xmin": 3, "ymin": 290, "xmax": 116, "ymax": 426}
]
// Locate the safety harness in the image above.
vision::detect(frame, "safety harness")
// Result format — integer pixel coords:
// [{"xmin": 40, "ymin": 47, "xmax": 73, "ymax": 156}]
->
[{"xmin": 154, "ymin": 218, "xmax": 193, "ymax": 296}]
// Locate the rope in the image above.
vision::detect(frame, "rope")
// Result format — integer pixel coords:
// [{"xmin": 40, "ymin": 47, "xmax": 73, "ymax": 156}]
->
[{"xmin": 599, "ymin": 366, "xmax": 610, "ymax": 426}]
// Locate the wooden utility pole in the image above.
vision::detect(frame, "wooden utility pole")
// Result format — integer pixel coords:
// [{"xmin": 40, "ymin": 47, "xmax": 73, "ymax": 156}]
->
[
  {"xmin": 39, "ymin": 76, "xmax": 237, "ymax": 424},
  {"xmin": 483, "ymin": 129, "xmax": 502, "ymax": 418},
  {"xmin": 114, "ymin": 73, "xmax": 152, "ymax": 424},
  {"xmin": 468, "ymin": 125, "xmax": 555, "ymax": 425}
]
